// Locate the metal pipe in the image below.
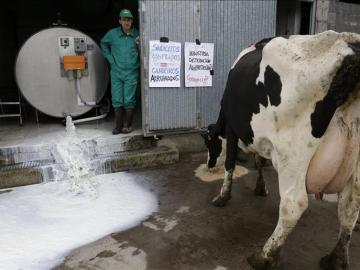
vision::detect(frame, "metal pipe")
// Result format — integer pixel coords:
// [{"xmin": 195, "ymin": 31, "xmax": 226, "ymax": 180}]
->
[
  {"xmin": 72, "ymin": 112, "xmax": 108, "ymax": 124},
  {"xmin": 74, "ymin": 75, "xmax": 96, "ymax": 107}
]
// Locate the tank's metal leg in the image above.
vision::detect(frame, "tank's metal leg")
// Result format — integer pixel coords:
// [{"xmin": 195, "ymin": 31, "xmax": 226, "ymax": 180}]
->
[
  {"xmin": 18, "ymin": 91, "xmax": 23, "ymax": 126},
  {"xmin": 96, "ymin": 107, "xmax": 99, "ymax": 128},
  {"xmin": 0, "ymin": 98, "xmax": 3, "ymax": 115},
  {"xmin": 35, "ymin": 109, "xmax": 39, "ymax": 128}
]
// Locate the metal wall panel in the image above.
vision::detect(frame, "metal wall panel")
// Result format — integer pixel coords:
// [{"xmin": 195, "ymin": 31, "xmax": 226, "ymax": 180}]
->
[
  {"xmin": 140, "ymin": 0, "xmax": 276, "ymax": 135},
  {"xmin": 140, "ymin": 0, "xmax": 200, "ymax": 134},
  {"xmin": 198, "ymin": 0, "xmax": 277, "ymax": 127}
]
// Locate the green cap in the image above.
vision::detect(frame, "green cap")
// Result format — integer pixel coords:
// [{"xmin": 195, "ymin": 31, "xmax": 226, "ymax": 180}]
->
[{"xmin": 119, "ymin": 9, "xmax": 133, "ymax": 19}]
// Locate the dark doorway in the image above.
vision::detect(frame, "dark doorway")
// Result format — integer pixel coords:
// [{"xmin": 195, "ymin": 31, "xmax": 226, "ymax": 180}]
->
[
  {"xmin": 276, "ymin": 0, "xmax": 314, "ymax": 36},
  {"xmin": 299, "ymin": 1, "xmax": 312, "ymax": 34}
]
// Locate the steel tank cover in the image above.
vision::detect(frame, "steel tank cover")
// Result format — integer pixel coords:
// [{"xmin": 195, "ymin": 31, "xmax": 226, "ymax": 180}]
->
[{"xmin": 15, "ymin": 27, "xmax": 109, "ymax": 118}]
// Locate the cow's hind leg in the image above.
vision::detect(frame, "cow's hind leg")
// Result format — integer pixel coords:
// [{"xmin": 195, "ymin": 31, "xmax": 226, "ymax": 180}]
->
[
  {"xmin": 254, "ymin": 154, "xmax": 268, "ymax": 197},
  {"xmin": 212, "ymin": 128, "xmax": 238, "ymax": 207},
  {"xmin": 247, "ymin": 160, "xmax": 309, "ymax": 269},
  {"xmin": 320, "ymin": 172, "xmax": 360, "ymax": 270}
]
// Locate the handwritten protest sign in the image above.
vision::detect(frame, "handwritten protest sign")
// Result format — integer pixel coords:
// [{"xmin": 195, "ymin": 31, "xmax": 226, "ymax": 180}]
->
[
  {"xmin": 149, "ymin": 40, "xmax": 181, "ymax": 88},
  {"xmin": 184, "ymin": 42, "xmax": 214, "ymax": 87}
]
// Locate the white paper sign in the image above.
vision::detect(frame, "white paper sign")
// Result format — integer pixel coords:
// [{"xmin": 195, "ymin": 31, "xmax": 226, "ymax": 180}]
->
[
  {"xmin": 149, "ymin": 40, "xmax": 181, "ymax": 88},
  {"xmin": 185, "ymin": 42, "xmax": 214, "ymax": 87}
]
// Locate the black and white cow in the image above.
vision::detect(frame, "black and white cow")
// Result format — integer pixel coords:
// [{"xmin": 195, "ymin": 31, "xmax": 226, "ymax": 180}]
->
[
  {"xmin": 202, "ymin": 117, "xmax": 268, "ymax": 207},
  {"xmin": 203, "ymin": 31, "xmax": 360, "ymax": 269}
]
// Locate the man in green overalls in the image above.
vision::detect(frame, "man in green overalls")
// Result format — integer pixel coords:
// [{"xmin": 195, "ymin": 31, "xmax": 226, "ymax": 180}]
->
[{"xmin": 100, "ymin": 9, "xmax": 140, "ymax": 134}]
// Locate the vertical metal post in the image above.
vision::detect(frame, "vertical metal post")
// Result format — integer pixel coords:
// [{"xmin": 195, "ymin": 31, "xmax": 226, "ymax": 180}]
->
[{"xmin": 139, "ymin": 0, "xmax": 148, "ymax": 135}]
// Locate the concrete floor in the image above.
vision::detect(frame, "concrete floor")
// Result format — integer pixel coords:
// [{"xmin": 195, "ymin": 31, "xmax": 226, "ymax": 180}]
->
[{"xmin": 54, "ymin": 153, "xmax": 360, "ymax": 270}]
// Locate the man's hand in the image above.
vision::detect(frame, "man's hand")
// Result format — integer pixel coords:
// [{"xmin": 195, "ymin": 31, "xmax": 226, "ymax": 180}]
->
[{"xmin": 135, "ymin": 36, "xmax": 140, "ymax": 45}]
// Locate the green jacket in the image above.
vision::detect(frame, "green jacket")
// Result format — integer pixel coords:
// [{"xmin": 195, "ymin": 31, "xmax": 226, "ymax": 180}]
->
[{"xmin": 100, "ymin": 27, "xmax": 140, "ymax": 72}]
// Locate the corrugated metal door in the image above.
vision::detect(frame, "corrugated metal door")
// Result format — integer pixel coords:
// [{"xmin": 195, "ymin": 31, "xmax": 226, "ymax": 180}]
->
[
  {"xmin": 139, "ymin": 0, "xmax": 276, "ymax": 136},
  {"xmin": 198, "ymin": 0, "xmax": 277, "ymax": 127}
]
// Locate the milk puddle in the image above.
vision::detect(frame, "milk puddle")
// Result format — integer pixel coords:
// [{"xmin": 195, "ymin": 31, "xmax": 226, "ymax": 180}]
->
[{"xmin": 0, "ymin": 116, "xmax": 158, "ymax": 270}]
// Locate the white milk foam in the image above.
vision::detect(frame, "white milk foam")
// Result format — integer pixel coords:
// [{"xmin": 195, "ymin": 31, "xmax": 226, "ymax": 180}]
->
[{"xmin": 0, "ymin": 116, "xmax": 158, "ymax": 270}]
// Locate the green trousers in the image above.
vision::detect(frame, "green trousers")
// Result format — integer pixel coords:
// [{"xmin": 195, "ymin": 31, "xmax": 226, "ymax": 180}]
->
[{"xmin": 110, "ymin": 68, "xmax": 138, "ymax": 109}]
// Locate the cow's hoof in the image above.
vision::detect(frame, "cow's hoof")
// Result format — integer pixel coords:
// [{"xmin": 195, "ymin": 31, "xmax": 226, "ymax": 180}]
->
[
  {"xmin": 320, "ymin": 254, "xmax": 349, "ymax": 270},
  {"xmin": 247, "ymin": 252, "xmax": 280, "ymax": 270},
  {"xmin": 211, "ymin": 194, "xmax": 230, "ymax": 207},
  {"xmin": 254, "ymin": 183, "xmax": 268, "ymax": 197},
  {"xmin": 320, "ymin": 255, "xmax": 334, "ymax": 270}
]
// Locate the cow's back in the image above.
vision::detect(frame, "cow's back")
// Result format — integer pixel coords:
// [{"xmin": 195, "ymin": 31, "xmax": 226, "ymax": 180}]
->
[{"xmin": 225, "ymin": 31, "xmax": 360, "ymax": 193}]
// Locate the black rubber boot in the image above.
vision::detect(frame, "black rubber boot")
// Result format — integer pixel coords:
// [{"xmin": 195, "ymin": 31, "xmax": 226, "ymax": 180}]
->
[
  {"xmin": 112, "ymin": 107, "xmax": 124, "ymax": 135},
  {"xmin": 122, "ymin": 108, "xmax": 134, "ymax": 134}
]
